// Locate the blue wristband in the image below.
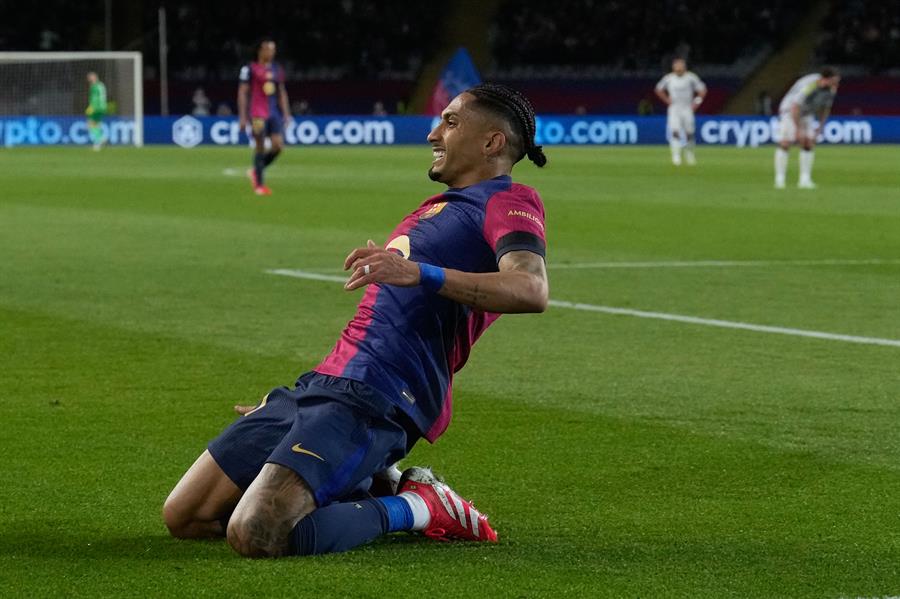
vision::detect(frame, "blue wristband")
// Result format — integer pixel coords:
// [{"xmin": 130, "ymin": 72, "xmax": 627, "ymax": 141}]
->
[{"xmin": 418, "ymin": 262, "xmax": 446, "ymax": 292}]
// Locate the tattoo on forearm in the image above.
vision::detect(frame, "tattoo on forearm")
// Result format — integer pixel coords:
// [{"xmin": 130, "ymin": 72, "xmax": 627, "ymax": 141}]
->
[{"xmin": 465, "ymin": 282, "xmax": 489, "ymax": 308}]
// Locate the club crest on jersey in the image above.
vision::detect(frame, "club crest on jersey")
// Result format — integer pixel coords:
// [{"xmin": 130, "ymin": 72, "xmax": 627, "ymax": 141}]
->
[{"xmin": 420, "ymin": 202, "xmax": 447, "ymax": 220}]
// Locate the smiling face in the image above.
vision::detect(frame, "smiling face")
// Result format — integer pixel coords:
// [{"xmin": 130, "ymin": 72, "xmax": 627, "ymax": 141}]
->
[{"xmin": 426, "ymin": 93, "xmax": 514, "ymax": 188}]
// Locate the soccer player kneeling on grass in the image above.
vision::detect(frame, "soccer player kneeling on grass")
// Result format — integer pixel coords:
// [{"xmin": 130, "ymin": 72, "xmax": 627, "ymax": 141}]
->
[
  {"xmin": 163, "ymin": 83, "xmax": 550, "ymax": 557},
  {"xmin": 774, "ymin": 68, "xmax": 840, "ymax": 189}
]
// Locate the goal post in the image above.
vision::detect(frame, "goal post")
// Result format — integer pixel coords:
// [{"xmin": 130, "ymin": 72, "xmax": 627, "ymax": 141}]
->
[{"xmin": 0, "ymin": 52, "xmax": 143, "ymax": 146}]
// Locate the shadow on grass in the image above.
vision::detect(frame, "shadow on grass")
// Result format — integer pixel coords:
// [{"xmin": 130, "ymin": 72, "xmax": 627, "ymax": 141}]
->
[{"xmin": 0, "ymin": 525, "xmax": 477, "ymax": 562}]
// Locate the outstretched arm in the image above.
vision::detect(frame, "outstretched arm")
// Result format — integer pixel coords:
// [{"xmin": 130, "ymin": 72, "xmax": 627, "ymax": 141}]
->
[{"xmin": 343, "ymin": 241, "xmax": 548, "ymax": 314}]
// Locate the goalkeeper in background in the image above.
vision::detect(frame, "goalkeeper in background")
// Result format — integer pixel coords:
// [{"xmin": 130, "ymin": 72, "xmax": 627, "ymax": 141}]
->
[{"xmin": 85, "ymin": 72, "xmax": 107, "ymax": 151}]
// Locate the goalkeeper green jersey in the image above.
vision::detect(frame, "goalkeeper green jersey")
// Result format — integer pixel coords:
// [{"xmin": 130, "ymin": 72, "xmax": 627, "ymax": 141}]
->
[{"xmin": 89, "ymin": 81, "xmax": 108, "ymax": 114}]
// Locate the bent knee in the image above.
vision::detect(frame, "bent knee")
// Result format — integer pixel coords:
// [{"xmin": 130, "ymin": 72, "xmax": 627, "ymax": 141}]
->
[
  {"xmin": 162, "ymin": 495, "xmax": 225, "ymax": 539},
  {"xmin": 162, "ymin": 495, "xmax": 201, "ymax": 539},
  {"xmin": 162, "ymin": 496, "xmax": 190, "ymax": 538},
  {"xmin": 226, "ymin": 512, "xmax": 281, "ymax": 558}
]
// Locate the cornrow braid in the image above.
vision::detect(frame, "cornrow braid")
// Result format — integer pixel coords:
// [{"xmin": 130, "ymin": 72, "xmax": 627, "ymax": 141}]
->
[{"xmin": 467, "ymin": 83, "xmax": 548, "ymax": 168}]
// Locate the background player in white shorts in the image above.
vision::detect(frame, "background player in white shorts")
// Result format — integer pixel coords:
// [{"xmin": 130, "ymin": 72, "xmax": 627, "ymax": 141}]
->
[
  {"xmin": 775, "ymin": 67, "xmax": 840, "ymax": 189},
  {"xmin": 655, "ymin": 58, "xmax": 707, "ymax": 166}
]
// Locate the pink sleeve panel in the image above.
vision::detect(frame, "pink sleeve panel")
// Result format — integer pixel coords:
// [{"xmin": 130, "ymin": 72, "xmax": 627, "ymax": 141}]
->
[{"xmin": 482, "ymin": 183, "xmax": 547, "ymax": 262}]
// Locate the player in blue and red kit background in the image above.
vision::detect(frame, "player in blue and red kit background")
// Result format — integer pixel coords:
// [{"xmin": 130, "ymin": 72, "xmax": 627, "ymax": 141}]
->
[
  {"xmin": 164, "ymin": 84, "xmax": 549, "ymax": 558},
  {"xmin": 238, "ymin": 38, "xmax": 292, "ymax": 196}
]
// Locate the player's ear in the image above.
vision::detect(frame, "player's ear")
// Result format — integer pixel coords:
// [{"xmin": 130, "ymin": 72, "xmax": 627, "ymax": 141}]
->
[{"xmin": 484, "ymin": 130, "xmax": 507, "ymax": 158}]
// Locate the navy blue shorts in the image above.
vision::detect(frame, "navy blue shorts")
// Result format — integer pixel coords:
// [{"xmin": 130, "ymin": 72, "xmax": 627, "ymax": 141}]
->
[
  {"xmin": 208, "ymin": 372, "xmax": 415, "ymax": 506},
  {"xmin": 251, "ymin": 115, "xmax": 283, "ymax": 137}
]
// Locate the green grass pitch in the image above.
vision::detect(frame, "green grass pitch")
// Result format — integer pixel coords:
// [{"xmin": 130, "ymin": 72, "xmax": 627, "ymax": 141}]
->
[{"xmin": 1, "ymin": 144, "xmax": 899, "ymax": 597}]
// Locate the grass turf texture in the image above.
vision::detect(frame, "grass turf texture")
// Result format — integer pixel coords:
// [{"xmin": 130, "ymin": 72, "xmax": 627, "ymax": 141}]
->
[{"xmin": 1, "ymin": 145, "xmax": 899, "ymax": 597}]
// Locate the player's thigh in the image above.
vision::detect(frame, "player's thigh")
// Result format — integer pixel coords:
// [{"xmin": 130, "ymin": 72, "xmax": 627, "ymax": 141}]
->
[
  {"xmin": 163, "ymin": 449, "xmax": 242, "ymax": 536},
  {"xmin": 666, "ymin": 107, "xmax": 681, "ymax": 138},
  {"xmin": 251, "ymin": 117, "xmax": 267, "ymax": 152},
  {"xmin": 266, "ymin": 395, "xmax": 409, "ymax": 508},
  {"xmin": 800, "ymin": 116, "xmax": 816, "ymax": 147},
  {"xmin": 226, "ymin": 394, "xmax": 409, "ymax": 556},
  {"xmin": 778, "ymin": 114, "xmax": 797, "ymax": 145},
  {"xmin": 206, "ymin": 388, "xmax": 300, "ymax": 490},
  {"xmin": 265, "ymin": 117, "xmax": 284, "ymax": 150},
  {"xmin": 682, "ymin": 109, "xmax": 696, "ymax": 136},
  {"xmin": 269, "ymin": 133, "xmax": 284, "ymax": 152}
]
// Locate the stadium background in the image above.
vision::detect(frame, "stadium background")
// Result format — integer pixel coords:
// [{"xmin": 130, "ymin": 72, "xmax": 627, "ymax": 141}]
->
[{"xmin": 1, "ymin": 0, "xmax": 899, "ymax": 144}]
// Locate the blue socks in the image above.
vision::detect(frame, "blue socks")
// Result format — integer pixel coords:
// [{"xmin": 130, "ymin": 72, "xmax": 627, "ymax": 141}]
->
[
  {"xmin": 289, "ymin": 497, "xmax": 414, "ymax": 556},
  {"xmin": 253, "ymin": 152, "xmax": 265, "ymax": 185},
  {"xmin": 377, "ymin": 496, "xmax": 415, "ymax": 532},
  {"xmin": 262, "ymin": 150, "xmax": 280, "ymax": 167},
  {"xmin": 252, "ymin": 150, "xmax": 280, "ymax": 186}
]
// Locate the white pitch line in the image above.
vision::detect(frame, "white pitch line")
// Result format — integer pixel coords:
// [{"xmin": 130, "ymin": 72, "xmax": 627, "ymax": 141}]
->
[
  {"xmin": 546, "ymin": 300, "xmax": 900, "ymax": 348},
  {"xmin": 266, "ymin": 268, "xmax": 900, "ymax": 349},
  {"xmin": 272, "ymin": 259, "xmax": 900, "ymax": 274},
  {"xmin": 267, "ymin": 268, "xmax": 347, "ymax": 283},
  {"xmin": 551, "ymin": 258, "xmax": 900, "ymax": 269}
]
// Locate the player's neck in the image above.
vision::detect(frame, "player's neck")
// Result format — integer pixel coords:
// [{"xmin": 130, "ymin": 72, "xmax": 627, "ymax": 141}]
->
[{"xmin": 446, "ymin": 165, "xmax": 511, "ymax": 189}]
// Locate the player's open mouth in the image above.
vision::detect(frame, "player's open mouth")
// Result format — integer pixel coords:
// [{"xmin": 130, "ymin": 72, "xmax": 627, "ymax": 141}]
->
[{"xmin": 431, "ymin": 148, "xmax": 446, "ymax": 164}]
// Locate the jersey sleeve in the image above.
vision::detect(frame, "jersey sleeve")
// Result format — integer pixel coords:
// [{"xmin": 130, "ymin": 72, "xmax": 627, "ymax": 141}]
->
[
  {"xmin": 791, "ymin": 76, "xmax": 818, "ymax": 106},
  {"xmin": 238, "ymin": 64, "xmax": 250, "ymax": 83},
  {"xmin": 482, "ymin": 186, "xmax": 547, "ymax": 263},
  {"xmin": 692, "ymin": 73, "xmax": 707, "ymax": 93},
  {"xmin": 655, "ymin": 75, "xmax": 669, "ymax": 91}
]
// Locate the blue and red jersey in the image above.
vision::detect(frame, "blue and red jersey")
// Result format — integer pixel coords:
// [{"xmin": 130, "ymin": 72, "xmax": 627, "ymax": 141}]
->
[
  {"xmin": 315, "ymin": 175, "xmax": 547, "ymax": 442},
  {"xmin": 239, "ymin": 61, "xmax": 285, "ymax": 119}
]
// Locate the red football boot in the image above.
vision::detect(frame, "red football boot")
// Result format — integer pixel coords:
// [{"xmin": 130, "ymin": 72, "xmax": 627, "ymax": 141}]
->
[
  {"xmin": 254, "ymin": 185, "xmax": 272, "ymax": 196},
  {"xmin": 246, "ymin": 168, "xmax": 259, "ymax": 189},
  {"xmin": 397, "ymin": 467, "xmax": 498, "ymax": 543}
]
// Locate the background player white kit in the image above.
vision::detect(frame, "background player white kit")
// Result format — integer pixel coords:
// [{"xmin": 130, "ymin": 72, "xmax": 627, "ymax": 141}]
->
[
  {"xmin": 655, "ymin": 63, "xmax": 706, "ymax": 166},
  {"xmin": 774, "ymin": 70, "xmax": 840, "ymax": 189}
]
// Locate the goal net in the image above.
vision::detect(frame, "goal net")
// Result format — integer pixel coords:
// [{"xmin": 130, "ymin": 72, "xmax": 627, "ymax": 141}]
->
[{"xmin": 0, "ymin": 52, "xmax": 143, "ymax": 146}]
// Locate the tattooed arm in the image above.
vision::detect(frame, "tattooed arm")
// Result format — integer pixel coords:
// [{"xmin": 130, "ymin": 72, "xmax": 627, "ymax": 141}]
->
[
  {"xmin": 344, "ymin": 243, "xmax": 548, "ymax": 314},
  {"xmin": 437, "ymin": 250, "xmax": 548, "ymax": 313}
]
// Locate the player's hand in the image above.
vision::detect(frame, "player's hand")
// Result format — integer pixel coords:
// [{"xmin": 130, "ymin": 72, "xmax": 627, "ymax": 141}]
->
[
  {"xmin": 234, "ymin": 404, "xmax": 256, "ymax": 415},
  {"xmin": 238, "ymin": 117, "xmax": 247, "ymax": 132},
  {"xmin": 85, "ymin": 106, "xmax": 93, "ymax": 116},
  {"xmin": 344, "ymin": 240, "xmax": 420, "ymax": 291}
]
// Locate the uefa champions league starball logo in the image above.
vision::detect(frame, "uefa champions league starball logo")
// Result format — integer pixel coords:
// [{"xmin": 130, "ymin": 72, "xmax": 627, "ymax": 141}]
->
[{"xmin": 172, "ymin": 116, "xmax": 203, "ymax": 148}]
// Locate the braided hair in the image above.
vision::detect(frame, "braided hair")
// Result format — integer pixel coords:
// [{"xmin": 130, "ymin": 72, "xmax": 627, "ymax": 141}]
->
[{"xmin": 467, "ymin": 83, "xmax": 548, "ymax": 168}]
